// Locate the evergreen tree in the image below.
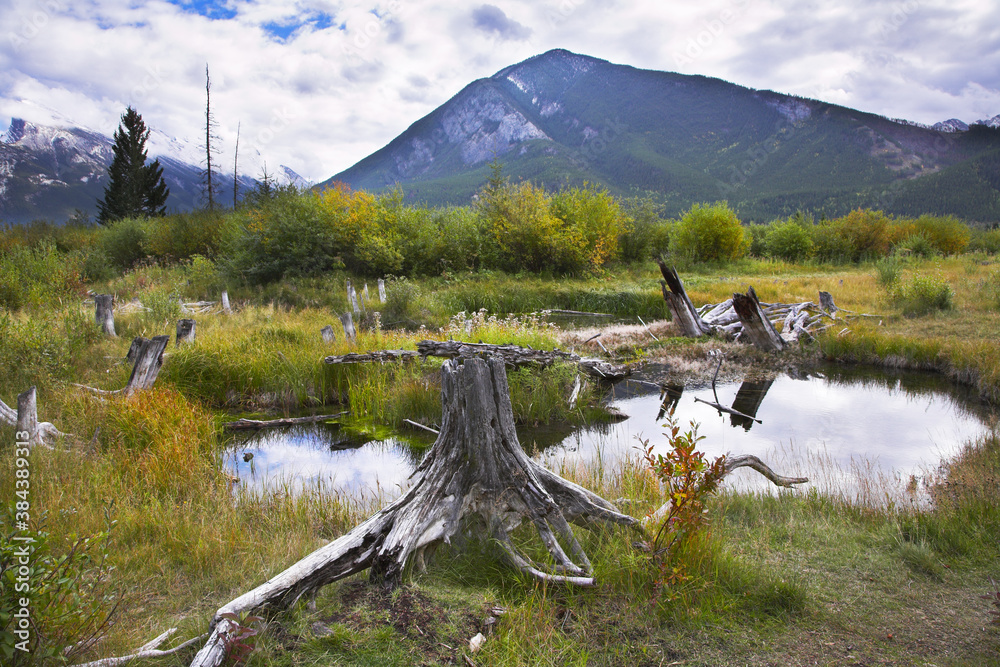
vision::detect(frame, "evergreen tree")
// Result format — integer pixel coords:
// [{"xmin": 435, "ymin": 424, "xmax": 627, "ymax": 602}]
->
[{"xmin": 97, "ymin": 106, "xmax": 170, "ymax": 224}]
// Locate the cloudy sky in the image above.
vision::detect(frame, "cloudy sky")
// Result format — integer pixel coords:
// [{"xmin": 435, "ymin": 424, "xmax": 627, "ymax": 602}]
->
[{"xmin": 2, "ymin": 0, "xmax": 998, "ymax": 182}]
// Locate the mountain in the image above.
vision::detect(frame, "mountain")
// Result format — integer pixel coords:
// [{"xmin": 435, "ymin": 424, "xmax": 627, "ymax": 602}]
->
[
  {"xmin": 0, "ymin": 118, "xmax": 309, "ymax": 224},
  {"xmin": 321, "ymin": 49, "xmax": 1000, "ymax": 222}
]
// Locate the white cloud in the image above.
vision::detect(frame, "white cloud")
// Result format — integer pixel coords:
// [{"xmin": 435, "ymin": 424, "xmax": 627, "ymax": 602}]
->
[{"xmin": 2, "ymin": 0, "xmax": 998, "ymax": 182}]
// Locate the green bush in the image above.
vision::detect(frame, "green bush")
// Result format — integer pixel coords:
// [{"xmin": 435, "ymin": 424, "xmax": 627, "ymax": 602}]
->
[
  {"xmin": 893, "ymin": 233, "xmax": 937, "ymax": 258},
  {"xmin": 912, "ymin": 214, "xmax": 970, "ymax": 255},
  {"xmin": 143, "ymin": 210, "xmax": 226, "ymax": 262},
  {"xmin": 669, "ymin": 202, "xmax": 748, "ymax": 264},
  {"xmin": 874, "ymin": 255, "xmax": 904, "ymax": 288},
  {"xmin": 97, "ymin": 217, "xmax": 149, "ymax": 270},
  {"xmin": 893, "ymin": 272, "xmax": 954, "ymax": 316},
  {"xmin": 0, "ymin": 243, "xmax": 83, "ymax": 311},
  {"xmin": 619, "ymin": 196, "xmax": 667, "ymax": 262},
  {"xmin": 967, "ymin": 228, "xmax": 1000, "ymax": 254},
  {"xmin": 764, "ymin": 219, "xmax": 814, "ymax": 262},
  {"xmin": 1, "ymin": 512, "xmax": 119, "ymax": 665}
]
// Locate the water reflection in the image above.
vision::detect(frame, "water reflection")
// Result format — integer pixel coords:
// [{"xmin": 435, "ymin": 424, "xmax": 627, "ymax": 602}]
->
[{"xmin": 223, "ymin": 366, "xmax": 993, "ymax": 503}]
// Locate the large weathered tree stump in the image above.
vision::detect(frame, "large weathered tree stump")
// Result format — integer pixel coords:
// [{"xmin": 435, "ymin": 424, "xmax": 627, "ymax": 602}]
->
[
  {"xmin": 0, "ymin": 386, "xmax": 66, "ymax": 447},
  {"xmin": 188, "ymin": 356, "xmax": 640, "ymax": 667},
  {"xmin": 94, "ymin": 294, "xmax": 116, "ymax": 337},
  {"xmin": 339, "ymin": 312, "xmax": 357, "ymax": 342},
  {"xmin": 656, "ymin": 260, "xmax": 713, "ymax": 337},
  {"xmin": 75, "ymin": 335, "xmax": 170, "ymax": 397},
  {"xmin": 732, "ymin": 287, "xmax": 786, "ymax": 352},
  {"xmin": 321, "ymin": 325, "xmax": 336, "ymax": 345}
]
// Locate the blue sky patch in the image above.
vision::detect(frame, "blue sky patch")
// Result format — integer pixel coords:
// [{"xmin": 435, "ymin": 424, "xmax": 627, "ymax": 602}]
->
[{"xmin": 164, "ymin": 0, "xmax": 237, "ymax": 21}]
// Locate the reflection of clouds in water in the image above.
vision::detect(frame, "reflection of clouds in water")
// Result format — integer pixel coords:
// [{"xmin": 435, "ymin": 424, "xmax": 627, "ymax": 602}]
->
[
  {"xmin": 535, "ymin": 371, "xmax": 988, "ymax": 502},
  {"xmin": 225, "ymin": 431, "xmax": 417, "ymax": 497}
]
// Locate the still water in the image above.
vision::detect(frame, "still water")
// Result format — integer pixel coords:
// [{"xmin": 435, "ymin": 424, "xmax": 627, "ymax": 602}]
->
[{"xmin": 224, "ymin": 365, "xmax": 993, "ymax": 502}]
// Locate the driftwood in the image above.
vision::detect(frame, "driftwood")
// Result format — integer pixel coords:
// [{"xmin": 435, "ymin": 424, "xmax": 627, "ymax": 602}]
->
[
  {"xmin": 656, "ymin": 260, "xmax": 712, "ymax": 337},
  {"xmin": 94, "ymin": 294, "xmax": 116, "ymax": 337},
  {"xmin": 75, "ymin": 336, "xmax": 169, "ymax": 397},
  {"xmin": 72, "ymin": 629, "xmax": 208, "ymax": 667},
  {"xmin": 188, "ymin": 357, "xmax": 642, "ymax": 667},
  {"xmin": 176, "ymin": 319, "xmax": 196, "ymax": 346},
  {"xmin": 222, "ymin": 412, "xmax": 348, "ymax": 431},
  {"xmin": 732, "ymin": 287, "xmax": 786, "ymax": 352},
  {"xmin": 321, "ymin": 325, "xmax": 336, "ymax": 344},
  {"xmin": 324, "ymin": 350, "xmax": 419, "ymax": 365}
]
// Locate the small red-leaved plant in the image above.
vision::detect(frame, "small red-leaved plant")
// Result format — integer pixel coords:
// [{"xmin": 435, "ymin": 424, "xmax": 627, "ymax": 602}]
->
[
  {"xmin": 220, "ymin": 612, "xmax": 264, "ymax": 665},
  {"xmin": 640, "ymin": 405, "xmax": 727, "ymax": 591}
]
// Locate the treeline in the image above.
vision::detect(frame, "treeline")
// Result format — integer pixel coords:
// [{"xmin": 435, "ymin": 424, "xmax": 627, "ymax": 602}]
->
[{"xmin": 3, "ymin": 172, "xmax": 1000, "ymax": 311}]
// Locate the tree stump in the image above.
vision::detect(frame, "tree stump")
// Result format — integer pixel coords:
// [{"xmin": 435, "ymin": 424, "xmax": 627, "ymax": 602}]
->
[
  {"xmin": 656, "ymin": 261, "xmax": 712, "ymax": 337},
  {"xmin": 321, "ymin": 325, "xmax": 336, "ymax": 344},
  {"xmin": 221, "ymin": 290, "xmax": 232, "ymax": 314},
  {"xmin": 378, "ymin": 278, "xmax": 386, "ymax": 303},
  {"xmin": 75, "ymin": 335, "xmax": 169, "ymax": 397},
  {"xmin": 732, "ymin": 287, "xmax": 786, "ymax": 352},
  {"xmin": 819, "ymin": 290, "xmax": 837, "ymax": 318},
  {"xmin": 187, "ymin": 356, "xmax": 640, "ymax": 667},
  {"xmin": 339, "ymin": 312, "xmax": 357, "ymax": 342},
  {"xmin": 176, "ymin": 319, "xmax": 196, "ymax": 346},
  {"xmin": 94, "ymin": 294, "xmax": 116, "ymax": 337},
  {"xmin": 347, "ymin": 280, "xmax": 360, "ymax": 314},
  {"xmin": 125, "ymin": 336, "xmax": 147, "ymax": 365}
]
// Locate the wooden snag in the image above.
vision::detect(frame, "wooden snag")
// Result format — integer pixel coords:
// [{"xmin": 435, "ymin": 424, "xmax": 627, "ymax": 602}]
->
[
  {"xmin": 176, "ymin": 319, "xmax": 196, "ymax": 346},
  {"xmin": 819, "ymin": 290, "xmax": 837, "ymax": 318},
  {"xmin": 187, "ymin": 356, "xmax": 642, "ymax": 667},
  {"xmin": 378, "ymin": 278, "xmax": 387, "ymax": 303},
  {"xmin": 321, "ymin": 325, "xmax": 336, "ymax": 345},
  {"xmin": 655, "ymin": 260, "xmax": 712, "ymax": 337},
  {"xmin": 221, "ymin": 290, "xmax": 232, "ymax": 314},
  {"xmin": 339, "ymin": 312, "xmax": 357, "ymax": 342},
  {"xmin": 732, "ymin": 287, "xmax": 786, "ymax": 352},
  {"xmin": 94, "ymin": 294, "xmax": 116, "ymax": 337},
  {"xmin": 125, "ymin": 336, "xmax": 148, "ymax": 365}
]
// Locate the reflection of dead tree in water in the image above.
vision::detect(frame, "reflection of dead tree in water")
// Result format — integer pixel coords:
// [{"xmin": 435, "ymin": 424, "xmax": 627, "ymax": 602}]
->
[{"xmin": 729, "ymin": 378, "xmax": 775, "ymax": 430}]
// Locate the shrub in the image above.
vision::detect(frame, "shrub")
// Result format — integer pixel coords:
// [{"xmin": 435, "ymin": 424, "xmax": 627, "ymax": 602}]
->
[
  {"xmin": 764, "ymin": 219, "xmax": 814, "ymax": 262},
  {"xmin": 893, "ymin": 272, "xmax": 954, "ymax": 316},
  {"xmin": 97, "ymin": 217, "xmax": 149, "ymax": 270},
  {"xmin": 0, "ymin": 243, "xmax": 83, "ymax": 311},
  {"xmin": 548, "ymin": 184, "xmax": 626, "ymax": 271},
  {"xmin": 827, "ymin": 208, "xmax": 892, "ymax": 262},
  {"xmin": 0, "ymin": 510, "xmax": 120, "ymax": 665},
  {"xmin": 143, "ymin": 209, "xmax": 227, "ymax": 262},
  {"xmin": 968, "ymin": 228, "xmax": 1000, "ymax": 254},
  {"xmin": 874, "ymin": 254, "xmax": 904, "ymax": 288},
  {"xmin": 669, "ymin": 202, "xmax": 748, "ymax": 264},
  {"xmin": 913, "ymin": 214, "xmax": 970, "ymax": 255},
  {"xmin": 894, "ymin": 233, "xmax": 937, "ymax": 258},
  {"xmin": 619, "ymin": 195, "xmax": 666, "ymax": 262}
]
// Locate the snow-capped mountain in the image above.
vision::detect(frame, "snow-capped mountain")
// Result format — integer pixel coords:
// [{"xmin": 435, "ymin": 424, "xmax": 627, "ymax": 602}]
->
[{"xmin": 0, "ymin": 117, "xmax": 309, "ymax": 224}]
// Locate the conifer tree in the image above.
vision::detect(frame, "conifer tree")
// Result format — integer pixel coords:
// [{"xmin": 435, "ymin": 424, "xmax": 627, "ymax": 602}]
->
[{"xmin": 97, "ymin": 106, "xmax": 170, "ymax": 224}]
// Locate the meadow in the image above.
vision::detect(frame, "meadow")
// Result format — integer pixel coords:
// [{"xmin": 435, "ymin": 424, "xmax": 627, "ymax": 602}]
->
[{"xmin": 2, "ymin": 187, "xmax": 1000, "ymax": 666}]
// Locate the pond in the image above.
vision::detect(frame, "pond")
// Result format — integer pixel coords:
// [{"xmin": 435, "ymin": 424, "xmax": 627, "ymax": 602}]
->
[{"xmin": 223, "ymin": 365, "xmax": 993, "ymax": 504}]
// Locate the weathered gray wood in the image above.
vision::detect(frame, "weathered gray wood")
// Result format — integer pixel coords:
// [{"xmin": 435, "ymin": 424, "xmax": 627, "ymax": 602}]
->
[
  {"xmin": 125, "ymin": 336, "xmax": 147, "ymax": 365},
  {"xmin": 187, "ymin": 357, "xmax": 642, "ymax": 667},
  {"xmin": 732, "ymin": 287, "xmax": 786, "ymax": 352},
  {"xmin": 72, "ymin": 629, "xmax": 208, "ymax": 667},
  {"xmin": 324, "ymin": 350, "xmax": 418, "ymax": 364},
  {"xmin": 347, "ymin": 280, "xmax": 360, "ymax": 314},
  {"xmin": 321, "ymin": 325, "xmax": 336, "ymax": 344},
  {"xmin": 221, "ymin": 290, "xmax": 232, "ymax": 314},
  {"xmin": 223, "ymin": 412, "xmax": 348, "ymax": 431},
  {"xmin": 656, "ymin": 261, "xmax": 712, "ymax": 337},
  {"xmin": 416, "ymin": 339, "xmax": 630, "ymax": 381},
  {"xmin": 94, "ymin": 294, "xmax": 116, "ymax": 337},
  {"xmin": 819, "ymin": 291, "xmax": 837, "ymax": 318},
  {"xmin": 363, "ymin": 284, "xmax": 370, "ymax": 303},
  {"xmin": 339, "ymin": 312, "xmax": 356, "ymax": 342},
  {"xmin": 548, "ymin": 309, "xmax": 615, "ymax": 318},
  {"xmin": 16, "ymin": 386, "xmax": 37, "ymax": 445},
  {"xmin": 176, "ymin": 319, "xmax": 196, "ymax": 346},
  {"xmin": 77, "ymin": 336, "xmax": 170, "ymax": 397},
  {"xmin": 0, "ymin": 395, "xmax": 16, "ymax": 427},
  {"xmin": 377, "ymin": 278, "xmax": 386, "ymax": 303}
]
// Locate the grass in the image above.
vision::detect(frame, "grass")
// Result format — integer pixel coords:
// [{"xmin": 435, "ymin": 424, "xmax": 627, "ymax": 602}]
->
[{"xmin": 2, "ymin": 255, "xmax": 1000, "ymax": 665}]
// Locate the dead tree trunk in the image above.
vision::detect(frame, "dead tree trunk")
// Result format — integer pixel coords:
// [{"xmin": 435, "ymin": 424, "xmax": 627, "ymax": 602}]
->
[
  {"xmin": 347, "ymin": 280, "xmax": 360, "ymax": 314},
  {"xmin": 732, "ymin": 287, "xmax": 786, "ymax": 352},
  {"xmin": 94, "ymin": 294, "xmax": 116, "ymax": 337},
  {"xmin": 729, "ymin": 378, "xmax": 774, "ymax": 430},
  {"xmin": 221, "ymin": 291, "xmax": 232, "ymax": 314},
  {"xmin": 819, "ymin": 291, "xmax": 837, "ymax": 318},
  {"xmin": 656, "ymin": 261, "xmax": 712, "ymax": 337},
  {"xmin": 125, "ymin": 336, "xmax": 147, "ymax": 365},
  {"xmin": 188, "ymin": 356, "xmax": 641, "ymax": 667},
  {"xmin": 339, "ymin": 312, "xmax": 356, "ymax": 342},
  {"xmin": 176, "ymin": 319, "xmax": 196, "ymax": 346},
  {"xmin": 378, "ymin": 279, "xmax": 386, "ymax": 303},
  {"xmin": 75, "ymin": 336, "xmax": 169, "ymax": 397},
  {"xmin": 2, "ymin": 386, "xmax": 66, "ymax": 447},
  {"xmin": 321, "ymin": 325, "xmax": 336, "ymax": 344}
]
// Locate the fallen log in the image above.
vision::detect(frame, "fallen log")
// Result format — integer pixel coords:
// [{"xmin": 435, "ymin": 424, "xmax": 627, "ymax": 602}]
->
[
  {"xmin": 188, "ymin": 357, "xmax": 643, "ymax": 667},
  {"xmin": 324, "ymin": 350, "xmax": 419, "ymax": 365},
  {"xmin": 416, "ymin": 340, "xmax": 630, "ymax": 381},
  {"xmin": 222, "ymin": 412, "xmax": 349, "ymax": 431}
]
